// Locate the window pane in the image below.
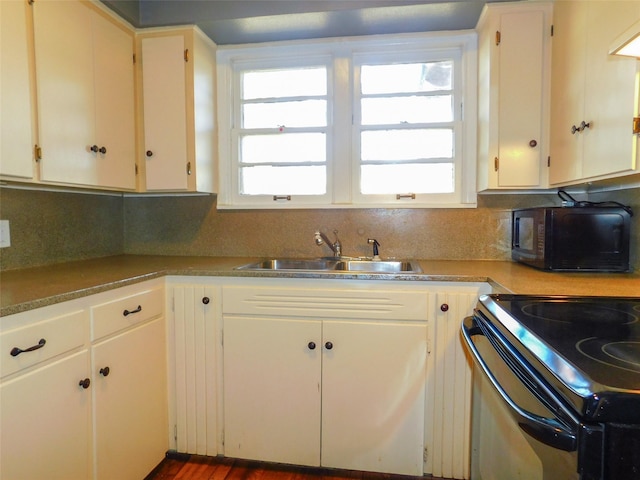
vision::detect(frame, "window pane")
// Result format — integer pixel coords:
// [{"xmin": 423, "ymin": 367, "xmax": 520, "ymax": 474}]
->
[
  {"xmin": 243, "ymin": 100, "xmax": 327, "ymax": 128},
  {"xmin": 243, "ymin": 67, "xmax": 327, "ymax": 99},
  {"xmin": 361, "ymin": 61, "xmax": 452, "ymax": 94},
  {"xmin": 361, "ymin": 129, "xmax": 453, "ymax": 161},
  {"xmin": 361, "ymin": 95, "xmax": 453, "ymax": 125},
  {"xmin": 361, "ymin": 163, "xmax": 454, "ymax": 194},
  {"xmin": 241, "ymin": 133, "xmax": 326, "ymax": 164},
  {"xmin": 241, "ymin": 165, "xmax": 326, "ymax": 195}
]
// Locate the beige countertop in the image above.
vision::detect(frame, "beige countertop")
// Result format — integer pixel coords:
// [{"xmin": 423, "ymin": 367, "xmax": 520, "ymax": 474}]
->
[{"xmin": 1, "ymin": 255, "xmax": 639, "ymax": 317}]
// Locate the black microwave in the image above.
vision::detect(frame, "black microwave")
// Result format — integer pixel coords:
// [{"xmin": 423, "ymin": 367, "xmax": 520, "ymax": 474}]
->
[{"xmin": 511, "ymin": 207, "xmax": 632, "ymax": 272}]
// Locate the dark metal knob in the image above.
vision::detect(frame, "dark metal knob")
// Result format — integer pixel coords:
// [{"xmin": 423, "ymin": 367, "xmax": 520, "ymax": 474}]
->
[
  {"xmin": 146, "ymin": 150, "xmax": 153, "ymax": 157},
  {"xmin": 99, "ymin": 146, "xmax": 107, "ymax": 154},
  {"xmin": 79, "ymin": 378, "xmax": 91, "ymax": 389},
  {"xmin": 529, "ymin": 139, "xmax": 537, "ymax": 148},
  {"xmin": 202, "ymin": 297, "xmax": 210, "ymax": 305},
  {"xmin": 99, "ymin": 367, "xmax": 110, "ymax": 377},
  {"xmin": 90, "ymin": 145, "xmax": 99, "ymax": 153},
  {"xmin": 580, "ymin": 120, "xmax": 591, "ymax": 131},
  {"xmin": 325, "ymin": 341, "xmax": 333, "ymax": 350},
  {"xmin": 571, "ymin": 125, "xmax": 579, "ymax": 135},
  {"xmin": 440, "ymin": 303, "xmax": 449, "ymax": 312},
  {"xmin": 308, "ymin": 342, "xmax": 316, "ymax": 350}
]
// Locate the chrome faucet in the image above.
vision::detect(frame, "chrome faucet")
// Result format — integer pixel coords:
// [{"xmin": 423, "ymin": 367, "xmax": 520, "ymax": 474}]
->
[{"xmin": 314, "ymin": 230, "xmax": 342, "ymax": 258}]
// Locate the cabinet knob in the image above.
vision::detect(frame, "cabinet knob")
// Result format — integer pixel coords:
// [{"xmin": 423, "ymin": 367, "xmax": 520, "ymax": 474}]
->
[
  {"xmin": 325, "ymin": 341, "xmax": 333, "ymax": 350},
  {"xmin": 99, "ymin": 146, "xmax": 107, "ymax": 154},
  {"xmin": 308, "ymin": 342, "xmax": 316, "ymax": 350},
  {"xmin": 90, "ymin": 145, "xmax": 99, "ymax": 153},
  {"xmin": 99, "ymin": 367, "xmax": 110, "ymax": 377},
  {"xmin": 79, "ymin": 378, "xmax": 91, "ymax": 389},
  {"xmin": 440, "ymin": 303, "xmax": 449, "ymax": 312},
  {"xmin": 571, "ymin": 125, "xmax": 579, "ymax": 135},
  {"xmin": 146, "ymin": 150, "xmax": 153, "ymax": 157},
  {"xmin": 529, "ymin": 139, "xmax": 537, "ymax": 148},
  {"xmin": 580, "ymin": 120, "xmax": 591, "ymax": 131},
  {"xmin": 202, "ymin": 297, "xmax": 210, "ymax": 305}
]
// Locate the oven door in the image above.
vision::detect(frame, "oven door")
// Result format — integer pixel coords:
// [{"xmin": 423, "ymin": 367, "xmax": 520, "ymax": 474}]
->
[{"xmin": 462, "ymin": 314, "xmax": 580, "ymax": 480}]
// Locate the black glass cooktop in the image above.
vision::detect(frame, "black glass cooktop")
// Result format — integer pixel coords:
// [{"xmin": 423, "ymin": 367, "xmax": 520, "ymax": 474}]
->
[{"xmin": 478, "ymin": 294, "xmax": 640, "ymax": 421}]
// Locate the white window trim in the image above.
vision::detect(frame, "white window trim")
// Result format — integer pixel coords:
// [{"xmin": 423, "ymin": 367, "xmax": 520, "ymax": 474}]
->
[{"xmin": 217, "ymin": 31, "xmax": 478, "ymax": 209}]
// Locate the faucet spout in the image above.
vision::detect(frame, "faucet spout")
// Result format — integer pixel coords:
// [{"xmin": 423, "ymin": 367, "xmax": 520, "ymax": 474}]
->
[{"xmin": 314, "ymin": 229, "xmax": 342, "ymax": 257}]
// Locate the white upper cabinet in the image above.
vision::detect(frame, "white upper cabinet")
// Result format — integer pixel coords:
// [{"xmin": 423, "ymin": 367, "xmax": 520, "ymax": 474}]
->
[
  {"xmin": 33, "ymin": 0, "xmax": 136, "ymax": 190},
  {"xmin": 137, "ymin": 27, "xmax": 217, "ymax": 193},
  {"xmin": 549, "ymin": 1, "xmax": 640, "ymax": 185},
  {"xmin": 0, "ymin": 0, "xmax": 37, "ymax": 180},
  {"xmin": 476, "ymin": 1, "xmax": 552, "ymax": 191}
]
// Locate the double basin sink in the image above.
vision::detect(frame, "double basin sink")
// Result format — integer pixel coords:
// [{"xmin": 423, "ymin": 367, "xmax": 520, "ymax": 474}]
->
[{"xmin": 235, "ymin": 258, "xmax": 422, "ymax": 274}]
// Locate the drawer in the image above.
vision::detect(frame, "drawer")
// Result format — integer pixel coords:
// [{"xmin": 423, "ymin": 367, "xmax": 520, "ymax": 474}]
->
[
  {"xmin": 91, "ymin": 287, "xmax": 164, "ymax": 341},
  {"xmin": 1, "ymin": 310, "xmax": 86, "ymax": 378},
  {"xmin": 222, "ymin": 285, "xmax": 428, "ymax": 321}
]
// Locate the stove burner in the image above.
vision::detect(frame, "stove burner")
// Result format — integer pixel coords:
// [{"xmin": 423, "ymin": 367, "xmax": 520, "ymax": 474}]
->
[
  {"xmin": 577, "ymin": 338, "xmax": 640, "ymax": 374},
  {"xmin": 521, "ymin": 302, "xmax": 639, "ymax": 326}
]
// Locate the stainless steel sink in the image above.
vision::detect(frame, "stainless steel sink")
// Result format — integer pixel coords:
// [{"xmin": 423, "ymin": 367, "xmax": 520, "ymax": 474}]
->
[
  {"xmin": 235, "ymin": 258, "xmax": 422, "ymax": 274},
  {"xmin": 235, "ymin": 258, "xmax": 338, "ymax": 271},
  {"xmin": 334, "ymin": 260, "xmax": 422, "ymax": 273}
]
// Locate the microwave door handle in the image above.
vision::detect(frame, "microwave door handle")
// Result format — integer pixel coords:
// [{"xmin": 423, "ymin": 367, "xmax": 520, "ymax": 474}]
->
[
  {"xmin": 513, "ymin": 217, "xmax": 521, "ymax": 248},
  {"xmin": 461, "ymin": 317, "xmax": 577, "ymax": 452}
]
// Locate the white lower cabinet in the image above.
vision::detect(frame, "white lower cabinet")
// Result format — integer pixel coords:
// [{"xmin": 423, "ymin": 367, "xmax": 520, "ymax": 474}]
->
[
  {"xmin": 166, "ymin": 277, "xmax": 490, "ymax": 478},
  {"xmin": 0, "ymin": 350, "xmax": 92, "ymax": 480},
  {"xmin": 0, "ymin": 279, "xmax": 167, "ymax": 480},
  {"xmin": 92, "ymin": 317, "xmax": 168, "ymax": 480}
]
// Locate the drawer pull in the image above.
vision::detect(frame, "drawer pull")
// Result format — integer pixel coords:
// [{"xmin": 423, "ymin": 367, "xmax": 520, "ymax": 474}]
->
[
  {"xmin": 123, "ymin": 305, "xmax": 142, "ymax": 317},
  {"xmin": 10, "ymin": 338, "xmax": 46, "ymax": 357},
  {"xmin": 99, "ymin": 366, "xmax": 110, "ymax": 377},
  {"xmin": 79, "ymin": 378, "xmax": 91, "ymax": 389},
  {"xmin": 325, "ymin": 341, "xmax": 333, "ymax": 350}
]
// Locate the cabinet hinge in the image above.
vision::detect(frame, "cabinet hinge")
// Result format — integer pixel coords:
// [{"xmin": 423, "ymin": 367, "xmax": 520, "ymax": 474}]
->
[
  {"xmin": 495, "ymin": 30, "xmax": 501, "ymax": 46},
  {"xmin": 494, "ymin": 156, "xmax": 499, "ymax": 172},
  {"xmin": 133, "ymin": 53, "xmax": 136, "ymax": 64},
  {"xmin": 633, "ymin": 117, "xmax": 640, "ymax": 134},
  {"xmin": 174, "ymin": 425, "xmax": 178, "ymax": 443},
  {"xmin": 547, "ymin": 156, "xmax": 551, "ymax": 167},
  {"xmin": 184, "ymin": 49, "xmax": 189, "ymax": 62},
  {"xmin": 551, "ymin": 24, "xmax": 554, "ymax": 37},
  {"xmin": 134, "ymin": 164, "xmax": 139, "ymax": 175},
  {"xmin": 34, "ymin": 144, "xmax": 42, "ymax": 162}
]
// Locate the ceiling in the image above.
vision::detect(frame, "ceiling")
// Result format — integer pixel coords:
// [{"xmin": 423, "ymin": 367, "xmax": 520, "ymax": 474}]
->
[{"xmin": 100, "ymin": 0, "xmax": 515, "ymax": 45}]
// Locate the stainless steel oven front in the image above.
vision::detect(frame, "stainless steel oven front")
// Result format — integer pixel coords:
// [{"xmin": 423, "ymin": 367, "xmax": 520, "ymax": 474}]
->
[{"xmin": 462, "ymin": 312, "xmax": 579, "ymax": 480}]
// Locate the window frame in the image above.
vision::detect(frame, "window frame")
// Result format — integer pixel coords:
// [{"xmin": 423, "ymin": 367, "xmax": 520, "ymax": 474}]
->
[{"xmin": 216, "ymin": 32, "xmax": 478, "ymax": 209}]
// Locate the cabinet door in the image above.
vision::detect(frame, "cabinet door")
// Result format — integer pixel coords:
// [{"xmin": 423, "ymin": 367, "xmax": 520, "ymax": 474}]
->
[
  {"xmin": 33, "ymin": 0, "xmax": 96, "ymax": 186},
  {"xmin": 549, "ymin": 0, "xmax": 586, "ymax": 184},
  {"xmin": 321, "ymin": 320, "xmax": 427, "ymax": 476},
  {"xmin": 223, "ymin": 316, "xmax": 322, "ymax": 466},
  {"xmin": 0, "ymin": 350, "xmax": 92, "ymax": 480},
  {"xmin": 92, "ymin": 318, "xmax": 168, "ymax": 480},
  {"xmin": 92, "ymin": 10, "xmax": 136, "ymax": 190},
  {"xmin": 141, "ymin": 35, "xmax": 189, "ymax": 191},
  {"xmin": 582, "ymin": 1, "xmax": 640, "ymax": 179},
  {"xmin": 0, "ymin": 0, "xmax": 35, "ymax": 179},
  {"xmin": 496, "ymin": 10, "xmax": 546, "ymax": 187}
]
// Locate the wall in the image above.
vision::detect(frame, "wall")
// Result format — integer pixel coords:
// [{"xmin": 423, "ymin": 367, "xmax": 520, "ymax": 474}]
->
[
  {"xmin": 0, "ymin": 187, "xmax": 124, "ymax": 270},
  {"xmin": 1, "ymin": 186, "xmax": 637, "ymax": 272}
]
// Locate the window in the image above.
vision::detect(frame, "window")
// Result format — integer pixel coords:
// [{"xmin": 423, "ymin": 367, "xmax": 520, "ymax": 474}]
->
[{"xmin": 217, "ymin": 33, "xmax": 477, "ymax": 208}]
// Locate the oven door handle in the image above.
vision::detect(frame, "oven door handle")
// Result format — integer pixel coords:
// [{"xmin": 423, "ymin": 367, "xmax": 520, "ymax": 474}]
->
[{"xmin": 462, "ymin": 316, "xmax": 577, "ymax": 452}]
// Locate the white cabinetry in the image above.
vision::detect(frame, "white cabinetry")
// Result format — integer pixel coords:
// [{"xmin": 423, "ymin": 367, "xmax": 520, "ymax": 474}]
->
[
  {"xmin": 222, "ymin": 281, "xmax": 428, "ymax": 476},
  {"xmin": 0, "ymin": 0, "xmax": 37, "ymax": 180},
  {"xmin": 476, "ymin": 1, "xmax": 552, "ymax": 190},
  {"xmin": 32, "ymin": 0, "xmax": 136, "ymax": 190},
  {"xmin": 137, "ymin": 28, "xmax": 217, "ymax": 193},
  {"xmin": 0, "ymin": 279, "xmax": 167, "ymax": 480},
  {"xmin": 90, "ymin": 285, "xmax": 167, "ymax": 480},
  {"xmin": 549, "ymin": 1, "xmax": 640, "ymax": 185},
  {"xmin": 0, "ymin": 308, "xmax": 91, "ymax": 480}
]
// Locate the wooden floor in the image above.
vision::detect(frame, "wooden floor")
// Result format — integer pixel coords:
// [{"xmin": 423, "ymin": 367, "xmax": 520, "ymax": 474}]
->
[{"xmin": 145, "ymin": 455, "xmax": 438, "ymax": 480}]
